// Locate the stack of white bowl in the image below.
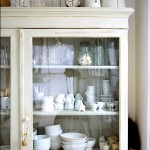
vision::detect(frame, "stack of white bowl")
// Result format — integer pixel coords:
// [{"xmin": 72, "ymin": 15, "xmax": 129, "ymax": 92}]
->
[
  {"xmin": 45, "ymin": 124, "xmax": 62, "ymax": 150},
  {"xmin": 33, "ymin": 135, "xmax": 50, "ymax": 150},
  {"xmin": 33, "ymin": 128, "xmax": 37, "ymax": 136},
  {"xmin": 60, "ymin": 132, "xmax": 87, "ymax": 150}
]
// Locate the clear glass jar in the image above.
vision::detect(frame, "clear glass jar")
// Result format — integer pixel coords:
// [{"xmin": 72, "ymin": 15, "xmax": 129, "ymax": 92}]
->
[{"xmin": 78, "ymin": 41, "xmax": 93, "ymax": 65}]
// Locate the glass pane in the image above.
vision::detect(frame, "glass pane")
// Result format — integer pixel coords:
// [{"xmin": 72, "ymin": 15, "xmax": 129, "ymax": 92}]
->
[
  {"xmin": 32, "ymin": 38, "xmax": 119, "ymax": 150},
  {"xmin": 0, "ymin": 38, "xmax": 11, "ymax": 149}
]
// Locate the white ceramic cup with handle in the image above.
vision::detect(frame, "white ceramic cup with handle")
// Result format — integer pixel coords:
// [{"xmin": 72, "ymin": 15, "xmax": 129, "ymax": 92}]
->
[{"xmin": 41, "ymin": 96, "xmax": 56, "ymax": 112}]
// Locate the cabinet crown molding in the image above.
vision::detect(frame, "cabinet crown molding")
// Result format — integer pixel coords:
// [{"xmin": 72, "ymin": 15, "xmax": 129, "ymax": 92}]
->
[{"xmin": 1, "ymin": 7, "xmax": 134, "ymax": 29}]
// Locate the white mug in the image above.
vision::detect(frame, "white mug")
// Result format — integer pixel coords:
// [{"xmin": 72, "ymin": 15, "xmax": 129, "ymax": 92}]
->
[{"xmin": 41, "ymin": 96, "xmax": 56, "ymax": 112}]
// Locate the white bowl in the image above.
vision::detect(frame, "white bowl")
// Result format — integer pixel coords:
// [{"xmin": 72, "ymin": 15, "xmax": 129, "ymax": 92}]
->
[
  {"xmin": 33, "ymin": 135, "xmax": 50, "ymax": 144},
  {"xmin": 33, "ymin": 128, "xmax": 37, "ymax": 136},
  {"xmin": 0, "ymin": 145, "xmax": 10, "ymax": 150},
  {"xmin": 45, "ymin": 125, "xmax": 61, "ymax": 132},
  {"xmin": 34, "ymin": 148, "xmax": 50, "ymax": 150},
  {"xmin": 51, "ymin": 139, "xmax": 61, "ymax": 150},
  {"xmin": 60, "ymin": 139, "xmax": 87, "ymax": 145},
  {"xmin": 86, "ymin": 137, "xmax": 96, "ymax": 148},
  {"xmin": 60, "ymin": 132, "xmax": 87, "ymax": 142},
  {"xmin": 85, "ymin": 148, "xmax": 92, "ymax": 150},
  {"xmin": 46, "ymin": 129, "xmax": 62, "ymax": 137},
  {"xmin": 34, "ymin": 145, "xmax": 50, "ymax": 149},
  {"xmin": 62, "ymin": 143, "xmax": 87, "ymax": 149}
]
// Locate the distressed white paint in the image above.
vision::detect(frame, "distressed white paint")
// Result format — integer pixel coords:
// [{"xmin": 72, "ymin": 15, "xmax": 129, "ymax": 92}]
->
[
  {"xmin": 1, "ymin": 8, "xmax": 133, "ymax": 150},
  {"xmin": 1, "ymin": 7, "xmax": 133, "ymax": 29},
  {"xmin": 1, "ymin": 29, "xmax": 21, "ymax": 150},
  {"xmin": 21, "ymin": 29, "xmax": 130, "ymax": 150}
]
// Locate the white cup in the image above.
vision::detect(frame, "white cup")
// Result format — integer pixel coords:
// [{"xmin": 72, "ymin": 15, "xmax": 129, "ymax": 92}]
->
[
  {"xmin": 99, "ymin": 140, "xmax": 108, "ymax": 150},
  {"xmin": 0, "ymin": 97, "xmax": 10, "ymax": 109},
  {"xmin": 97, "ymin": 102, "xmax": 105, "ymax": 111},
  {"xmin": 90, "ymin": 103, "xmax": 97, "ymax": 111},
  {"xmin": 55, "ymin": 94, "xmax": 65, "ymax": 104},
  {"xmin": 41, "ymin": 96, "xmax": 56, "ymax": 112},
  {"xmin": 103, "ymin": 143, "xmax": 110, "ymax": 150}
]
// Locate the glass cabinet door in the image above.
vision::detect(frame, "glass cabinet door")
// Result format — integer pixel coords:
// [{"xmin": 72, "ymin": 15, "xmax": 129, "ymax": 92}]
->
[
  {"xmin": 0, "ymin": 29, "xmax": 20, "ymax": 150},
  {"xmin": 21, "ymin": 29, "xmax": 128, "ymax": 150}
]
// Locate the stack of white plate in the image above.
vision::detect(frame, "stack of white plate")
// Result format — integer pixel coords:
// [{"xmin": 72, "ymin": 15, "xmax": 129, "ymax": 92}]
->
[
  {"xmin": 45, "ymin": 124, "xmax": 62, "ymax": 150},
  {"xmin": 60, "ymin": 132, "xmax": 87, "ymax": 150},
  {"xmin": 0, "ymin": 145, "xmax": 10, "ymax": 150},
  {"xmin": 33, "ymin": 135, "xmax": 50, "ymax": 150}
]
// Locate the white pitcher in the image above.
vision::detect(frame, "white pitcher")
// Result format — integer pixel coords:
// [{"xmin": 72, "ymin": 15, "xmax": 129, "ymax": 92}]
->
[{"xmin": 41, "ymin": 96, "xmax": 56, "ymax": 112}]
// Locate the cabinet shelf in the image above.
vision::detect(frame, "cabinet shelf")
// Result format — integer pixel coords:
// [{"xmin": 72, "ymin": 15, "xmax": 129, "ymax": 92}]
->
[
  {"xmin": 33, "ymin": 110, "xmax": 119, "ymax": 116},
  {"xmin": 0, "ymin": 65, "xmax": 10, "ymax": 69},
  {"xmin": 33, "ymin": 65, "xmax": 119, "ymax": 69},
  {"xmin": 0, "ymin": 109, "xmax": 10, "ymax": 115}
]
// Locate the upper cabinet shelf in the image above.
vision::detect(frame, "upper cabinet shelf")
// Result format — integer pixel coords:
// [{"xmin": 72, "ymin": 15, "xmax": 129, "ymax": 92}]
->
[
  {"xmin": 0, "ymin": 65, "xmax": 10, "ymax": 69},
  {"xmin": 34, "ymin": 110, "xmax": 119, "ymax": 116},
  {"xmin": 33, "ymin": 65, "xmax": 119, "ymax": 69},
  {"xmin": 1, "ymin": 7, "xmax": 134, "ymax": 29}
]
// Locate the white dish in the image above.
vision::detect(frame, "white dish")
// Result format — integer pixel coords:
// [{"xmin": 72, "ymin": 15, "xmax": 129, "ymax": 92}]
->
[
  {"xmin": 50, "ymin": 140, "xmax": 61, "ymax": 150},
  {"xmin": 62, "ymin": 143, "xmax": 87, "ymax": 149},
  {"xmin": 60, "ymin": 132, "xmax": 87, "ymax": 142},
  {"xmin": 45, "ymin": 129, "xmax": 62, "ymax": 137},
  {"xmin": 45, "ymin": 124, "xmax": 61, "ymax": 132},
  {"xmin": 0, "ymin": 145, "xmax": 10, "ymax": 150},
  {"xmin": 60, "ymin": 139, "xmax": 86, "ymax": 145}
]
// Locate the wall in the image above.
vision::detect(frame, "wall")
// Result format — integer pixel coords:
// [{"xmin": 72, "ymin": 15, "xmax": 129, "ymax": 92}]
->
[
  {"xmin": 126, "ymin": 0, "xmax": 136, "ymax": 120},
  {"xmin": 135, "ymin": 0, "xmax": 150, "ymax": 150}
]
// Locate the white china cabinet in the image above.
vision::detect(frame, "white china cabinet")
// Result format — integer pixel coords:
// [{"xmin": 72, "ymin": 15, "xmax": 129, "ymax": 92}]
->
[{"xmin": 1, "ymin": 7, "xmax": 134, "ymax": 150}]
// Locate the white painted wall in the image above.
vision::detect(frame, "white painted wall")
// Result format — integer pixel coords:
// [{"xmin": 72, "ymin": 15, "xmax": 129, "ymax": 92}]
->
[
  {"xmin": 148, "ymin": 1, "xmax": 150, "ymax": 149},
  {"xmin": 135, "ymin": 0, "xmax": 150, "ymax": 150},
  {"xmin": 126, "ymin": 0, "xmax": 136, "ymax": 120}
]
